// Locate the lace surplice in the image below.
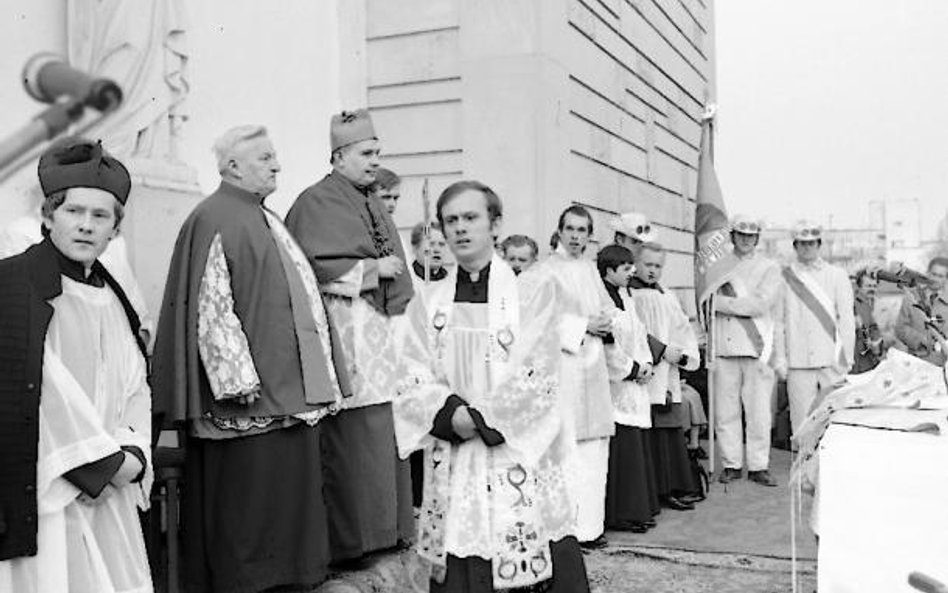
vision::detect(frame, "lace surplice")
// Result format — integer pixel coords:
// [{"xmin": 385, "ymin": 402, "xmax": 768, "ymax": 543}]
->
[{"xmin": 393, "ymin": 259, "xmax": 575, "ymax": 590}]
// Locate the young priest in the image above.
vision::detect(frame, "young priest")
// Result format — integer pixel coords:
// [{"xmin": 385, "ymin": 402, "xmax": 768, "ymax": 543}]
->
[
  {"xmin": 394, "ymin": 181, "xmax": 590, "ymax": 592},
  {"xmin": 0, "ymin": 138, "xmax": 153, "ymax": 592}
]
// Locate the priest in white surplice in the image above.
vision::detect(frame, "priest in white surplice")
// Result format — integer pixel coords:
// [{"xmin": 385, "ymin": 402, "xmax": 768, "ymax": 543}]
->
[
  {"xmin": 394, "ymin": 181, "xmax": 590, "ymax": 592},
  {"xmin": 541, "ymin": 205, "xmax": 618, "ymax": 549},
  {"xmin": 0, "ymin": 138, "xmax": 153, "ymax": 593}
]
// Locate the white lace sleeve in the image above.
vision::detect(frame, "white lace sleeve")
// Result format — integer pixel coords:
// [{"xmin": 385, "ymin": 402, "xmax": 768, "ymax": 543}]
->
[{"xmin": 197, "ymin": 233, "xmax": 262, "ymax": 401}]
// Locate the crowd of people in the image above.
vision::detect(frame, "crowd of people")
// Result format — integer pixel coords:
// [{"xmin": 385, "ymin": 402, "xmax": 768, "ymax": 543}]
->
[{"xmin": 2, "ymin": 107, "xmax": 946, "ymax": 593}]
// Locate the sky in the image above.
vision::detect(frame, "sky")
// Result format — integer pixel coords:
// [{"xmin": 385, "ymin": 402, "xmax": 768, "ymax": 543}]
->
[{"xmin": 714, "ymin": 0, "xmax": 948, "ymax": 240}]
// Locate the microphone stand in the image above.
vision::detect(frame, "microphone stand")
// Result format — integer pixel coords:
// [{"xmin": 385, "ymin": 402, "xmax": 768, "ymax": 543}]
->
[{"xmin": 0, "ymin": 97, "xmax": 118, "ymax": 184}]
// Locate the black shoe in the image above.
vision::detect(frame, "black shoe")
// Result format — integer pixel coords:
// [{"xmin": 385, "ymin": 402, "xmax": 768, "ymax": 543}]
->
[
  {"xmin": 662, "ymin": 496, "xmax": 695, "ymax": 511},
  {"xmin": 643, "ymin": 519, "xmax": 657, "ymax": 528},
  {"xmin": 717, "ymin": 468, "xmax": 742, "ymax": 484},
  {"xmin": 579, "ymin": 534, "xmax": 609, "ymax": 550},
  {"xmin": 330, "ymin": 555, "xmax": 370, "ymax": 571},
  {"xmin": 748, "ymin": 469, "xmax": 778, "ymax": 487},
  {"xmin": 677, "ymin": 492, "xmax": 705, "ymax": 505},
  {"xmin": 613, "ymin": 521, "xmax": 650, "ymax": 533}
]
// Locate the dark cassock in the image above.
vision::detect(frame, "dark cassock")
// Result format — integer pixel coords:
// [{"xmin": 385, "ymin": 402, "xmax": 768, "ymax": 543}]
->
[
  {"xmin": 394, "ymin": 255, "xmax": 590, "ymax": 592},
  {"xmin": 152, "ymin": 180, "xmax": 351, "ymax": 593},
  {"xmin": 602, "ymin": 282, "xmax": 662, "ymax": 530},
  {"xmin": 628, "ymin": 277, "xmax": 700, "ymax": 504},
  {"xmin": 285, "ymin": 165, "xmax": 415, "ymax": 557}
]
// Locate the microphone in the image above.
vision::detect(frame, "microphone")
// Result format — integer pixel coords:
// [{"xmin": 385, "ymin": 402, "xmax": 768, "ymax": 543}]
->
[
  {"xmin": 908, "ymin": 572, "xmax": 948, "ymax": 593},
  {"xmin": 873, "ymin": 264, "xmax": 933, "ymax": 288},
  {"xmin": 22, "ymin": 53, "xmax": 123, "ymax": 112}
]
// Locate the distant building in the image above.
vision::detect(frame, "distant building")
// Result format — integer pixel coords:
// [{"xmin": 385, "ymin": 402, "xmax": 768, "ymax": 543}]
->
[
  {"xmin": 760, "ymin": 199, "xmax": 928, "ymax": 274},
  {"xmin": 882, "ymin": 199, "xmax": 926, "ymax": 269},
  {"xmin": 759, "ymin": 227, "xmax": 886, "ymax": 274}
]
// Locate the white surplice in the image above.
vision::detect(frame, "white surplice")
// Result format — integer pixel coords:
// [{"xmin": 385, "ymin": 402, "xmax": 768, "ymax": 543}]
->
[
  {"xmin": 606, "ymin": 291, "xmax": 654, "ymax": 428},
  {"xmin": 393, "ymin": 256, "xmax": 574, "ymax": 590},
  {"xmin": 0, "ymin": 277, "xmax": 153, "ymax": 593},
  {"xmin": 629, "ymin": 286, "xmax": 700, "ymax": 404}
]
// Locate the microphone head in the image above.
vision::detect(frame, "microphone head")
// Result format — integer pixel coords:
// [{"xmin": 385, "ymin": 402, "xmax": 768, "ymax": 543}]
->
[
  {"xmin": 22, "ymin": 52, "xmax": 61, "ymax": 103},
  {"xmin": 22, "ymin": 52, "xmax": 123, "ymax": 111},
  {"xmin": 86, "ymin": 79, "xmax": 123, "ymax": 112}
]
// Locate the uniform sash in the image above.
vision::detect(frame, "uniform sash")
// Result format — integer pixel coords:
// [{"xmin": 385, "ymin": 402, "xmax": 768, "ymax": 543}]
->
[
  {"xmin": 719, "ymin": 275, "xmax": 774, "ymax": 362},
  {"xmin": 782, "ymin": 265, "xmax": 847, "ymax": 368}
]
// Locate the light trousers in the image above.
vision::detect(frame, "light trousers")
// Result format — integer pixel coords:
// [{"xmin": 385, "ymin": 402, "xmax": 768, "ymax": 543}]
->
[
  {"xmin": 786, "ymin": 366, "xmax": 843, "ymax": 437},
  {"xmin": 713, "ymin": 357, "xmax": 774, "ymax": 471},
  {"xmin": 569, "ymin": 437, "xmax": 610, "ymax": 542}
]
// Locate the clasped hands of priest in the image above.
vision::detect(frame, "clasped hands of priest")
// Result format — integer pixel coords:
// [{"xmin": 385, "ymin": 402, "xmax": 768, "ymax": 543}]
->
[
  {"xmin": 76, "ymin": 452, "xmax": 144, "ymax": 506},
  {"xmin": 451, "ymin": 405, "xmax": 479, "ymax": 441}
]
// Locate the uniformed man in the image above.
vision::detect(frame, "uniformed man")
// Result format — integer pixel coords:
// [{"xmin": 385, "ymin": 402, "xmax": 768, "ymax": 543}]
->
[
  {"xmin": 711, "ymin": 215, "xmax": 781, "ymax": 486},
  {"xmin": 773, "ymin": 221, "xmax": 855, "ymax": 438}
]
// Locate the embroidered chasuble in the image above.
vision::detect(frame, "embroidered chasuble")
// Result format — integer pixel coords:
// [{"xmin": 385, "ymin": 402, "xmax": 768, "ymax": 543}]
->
[{"xmin": 394, "ymin": 257, "xmax": 576, "ymax": 590}]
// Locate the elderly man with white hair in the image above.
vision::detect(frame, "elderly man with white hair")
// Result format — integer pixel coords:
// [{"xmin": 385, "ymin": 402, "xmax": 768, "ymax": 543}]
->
[
  {"xmin": 709, "ymin": 215, "xmax": 782, "ymax": 486},
  {"xmin": 152, "ymin": 125, "xmax": 350, "ymax": 592}
]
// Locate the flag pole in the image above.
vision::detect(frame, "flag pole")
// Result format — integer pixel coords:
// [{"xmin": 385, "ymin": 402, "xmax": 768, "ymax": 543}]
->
[
  {"xmin": 698, "ymin": 103, "xmax": 720, "ymax": 476},
  {"xmin": 707, "ymin": 297, "xmax": 716, "ymax": 475},
  {"xmin": 708, "ymin": 111, "xmax": 716, "ymax": 476}
]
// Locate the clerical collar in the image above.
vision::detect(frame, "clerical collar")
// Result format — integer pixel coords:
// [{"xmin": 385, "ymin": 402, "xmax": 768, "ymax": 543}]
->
[
  {"xmin": 413, "ymin": 260, "xmax": 447, "ymax": 282},
  {"xmin": 332, "ymin": 169, "xmax": 371, "ymax": 196},
  {"xmin": 455, "ymin": 262, "xmax": 491, "ymax": 303},
  {"xmin": 604, "ymin": 282, "xmax": 624, "ymax": 310},
  {"xmin": 628, "ymin": 276, "xmax": 663, "ymax": 293},
  {"xmin": 220, "ymin": 179, "xmax": 266, "ymax": 204},
  {"xmin": 39, "ymin": 233, "xmax": 105, "ymax": 287}
]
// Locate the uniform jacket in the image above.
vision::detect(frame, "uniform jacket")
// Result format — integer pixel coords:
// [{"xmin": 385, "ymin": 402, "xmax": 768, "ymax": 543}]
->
[
  {"xmin": 774, "ymin": 259, "xmax": 855, "ymax": 371},
  {"xmin": 713, "ymin": 251, "xmax": 781, "ymax": 360}
]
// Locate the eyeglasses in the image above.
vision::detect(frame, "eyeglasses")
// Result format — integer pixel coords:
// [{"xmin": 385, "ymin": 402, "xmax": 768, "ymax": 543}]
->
[{"xmin": 732, "ymin": 221, "xmax": 760, "ymax": 233}]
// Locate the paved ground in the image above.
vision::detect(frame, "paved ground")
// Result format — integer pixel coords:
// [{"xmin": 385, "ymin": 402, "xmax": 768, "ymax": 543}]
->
[
  {"xmin": 608, "ymin": 447, "xmax": 817, "ymax": 560},
  {"xmin": 586, "ymin": 546, "xmax": 815, "ymax": 593},
  {"xmin": 313, "ymin": 546, "xmax": 816, "ymax": 593},
  {"xmin": 314, "ymin": 446, "xmax": 818, "ymax": 592}
]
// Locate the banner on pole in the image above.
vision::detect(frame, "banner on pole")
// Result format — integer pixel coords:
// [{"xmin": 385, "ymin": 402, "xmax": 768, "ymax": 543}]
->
[{"xmin": 694, "ymin": 116, "xmax": 731, "ymax": 311}]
